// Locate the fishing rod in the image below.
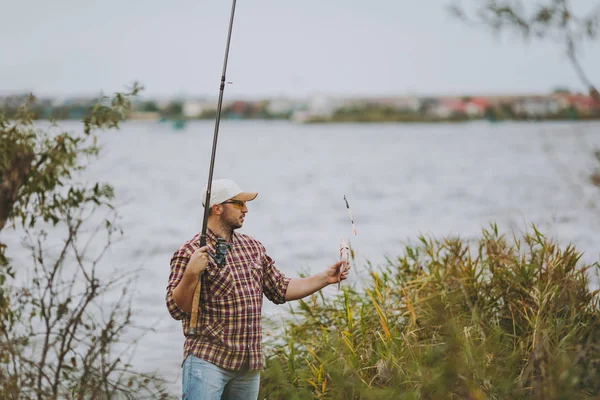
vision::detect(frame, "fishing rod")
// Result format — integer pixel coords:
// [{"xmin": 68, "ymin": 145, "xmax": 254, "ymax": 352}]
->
[{"xmin": 188, "ymin": 0, "xmax": 238, "ymax": 338}]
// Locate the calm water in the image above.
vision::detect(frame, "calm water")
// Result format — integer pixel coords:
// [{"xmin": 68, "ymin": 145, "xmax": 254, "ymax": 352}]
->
[{"xmin": 5, "ymin": 119, "xmax": 600, "ymax": 396}]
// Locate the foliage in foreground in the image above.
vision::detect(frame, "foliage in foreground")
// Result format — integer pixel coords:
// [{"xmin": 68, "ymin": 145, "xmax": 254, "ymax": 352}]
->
[
  {"xmin": 1, "ymin": 88, "xmax": 173, "ymax": 399},
  {"xmin": 261, "ymin": 225, "xmax": 600, "ymax": 399}
]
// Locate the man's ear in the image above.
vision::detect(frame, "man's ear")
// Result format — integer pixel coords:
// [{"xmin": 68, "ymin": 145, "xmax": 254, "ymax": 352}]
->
[{"xmin": 211, "ymin": 204, "xmax": 222, "ymax": 215}]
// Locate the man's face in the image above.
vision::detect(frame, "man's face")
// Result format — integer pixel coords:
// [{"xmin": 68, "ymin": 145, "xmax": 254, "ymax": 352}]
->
[{"xmin": 219, "ymin": 199, "xmax": 248, "ymax": 230}]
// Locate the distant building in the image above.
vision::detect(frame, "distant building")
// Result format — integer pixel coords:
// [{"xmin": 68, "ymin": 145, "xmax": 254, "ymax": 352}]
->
[
  {"xmin": 429, "ymin": 98, "xmax": 466, "ymax": 118},
  {"xmin": 291, "ymin": 95, "xmax": 340, "ymax": 122},
  {"xmin": 464, "ymin": 97, "xmax": 491, "ymax": 117},
  {"xmin": 513, "ymin": 97, "xmax": 561, "ymax": 117},
  {"xmin": 266, "ymin": 99, "xmax": 297, "ymax": 116},
  {"xmin": 183, "ymin": 101, "xmax": 205, "ymax": 118},
  {"xmin": 554, "ymin": 93, "xmax": 598, "ymax": 114}
]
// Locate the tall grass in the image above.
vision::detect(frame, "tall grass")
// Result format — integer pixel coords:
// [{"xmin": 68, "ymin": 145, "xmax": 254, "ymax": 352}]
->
[{"xmin": 261, "ymin": 225, "xmax": 600, "ymax": 399}]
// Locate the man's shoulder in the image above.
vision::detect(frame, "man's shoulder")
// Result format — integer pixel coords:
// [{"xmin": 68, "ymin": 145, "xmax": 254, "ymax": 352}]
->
[
  {"xmin": 172, "ymin": 233, "xmax": 202, "ymax": 259},
  {"xmin": 235, "ymin": 232, "xmax": 265, "ymax": 250}
]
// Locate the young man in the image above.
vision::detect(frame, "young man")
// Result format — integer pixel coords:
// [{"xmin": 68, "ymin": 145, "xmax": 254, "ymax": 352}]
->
[{"xmin": 166, "ymin": 179, "xmax": 349, "ymax": 400}]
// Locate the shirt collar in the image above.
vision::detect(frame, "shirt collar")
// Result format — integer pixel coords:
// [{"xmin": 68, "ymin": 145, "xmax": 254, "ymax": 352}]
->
[{"xmin": 205, "ymin": 228, "xmax": 238, "ymax": 244}]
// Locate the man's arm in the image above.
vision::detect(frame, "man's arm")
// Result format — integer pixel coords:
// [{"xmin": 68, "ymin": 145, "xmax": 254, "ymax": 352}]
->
[
  {"xmin": 285, "ymin": 260, "xmax": 348, "ymax": 301},
  {"xmin": 172, "ymin": 246, "xmax": 209, "ymax": 313}
]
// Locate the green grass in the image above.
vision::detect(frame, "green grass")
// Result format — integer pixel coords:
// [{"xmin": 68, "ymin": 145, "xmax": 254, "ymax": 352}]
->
[{"xmin": 260, "ymin": 225, "xmax": 600, "ymax": 399}]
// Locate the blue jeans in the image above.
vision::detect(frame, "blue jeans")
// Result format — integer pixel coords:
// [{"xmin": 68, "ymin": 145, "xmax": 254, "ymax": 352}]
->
[{"xmin": 182, "ymin": 354, "xmax": 260, "ymax": 400}]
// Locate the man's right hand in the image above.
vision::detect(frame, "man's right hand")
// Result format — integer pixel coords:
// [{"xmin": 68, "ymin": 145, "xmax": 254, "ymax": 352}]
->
[
  {"xmin": 173, "ymin": 245, "xmax": 211, "ymax": 313},
  {"xmin": 186, "ymin": 246, "xmax": 209, "ymax": 278}
]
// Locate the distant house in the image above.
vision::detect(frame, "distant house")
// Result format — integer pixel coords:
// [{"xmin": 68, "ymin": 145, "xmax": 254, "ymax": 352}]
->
[
  {"xmin": 182, "ymin": 100, "xmax": 219, "ymax": 118},
  {"xmin": 513, "ymin": 97, "xmax": 561, "ymax": 117},
  {"xmin": 266, "ymin": 99, "xmax": 296, "ymax": 116},
  {"xmin": 429, "ymin": 98, "xmax": 466, "ymax": 118},
  {"xmin": 291, "ymin": 95, "xmax": 340, "ymax": 122},
  {"xmin": 464, "ymin": 97, "xmax": 491, "ymax": 117},
  {"xmin": 560, "ymin": 94, "xmax": 598, "ymax": 114},
  {"xmin": 183, "ymin": 101, "xmax": 206, "ymax": 118}
]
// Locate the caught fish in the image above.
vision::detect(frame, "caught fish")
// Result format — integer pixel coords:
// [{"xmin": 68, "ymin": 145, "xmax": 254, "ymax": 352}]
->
[{"xmin": 338, "ymin": 237, "xmax": 350, "ymax": 289}]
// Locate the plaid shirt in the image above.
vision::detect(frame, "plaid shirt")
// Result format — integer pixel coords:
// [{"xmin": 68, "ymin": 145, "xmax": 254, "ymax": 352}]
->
[{"xmin": 166, "ymin": 228, "xmax": 291, "ymax": 371}]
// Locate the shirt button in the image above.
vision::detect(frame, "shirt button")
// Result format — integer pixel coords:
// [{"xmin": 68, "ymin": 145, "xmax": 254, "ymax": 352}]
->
[{"xmin": 248, "ymin": 324, "xmax": 252, "ymax": 328}]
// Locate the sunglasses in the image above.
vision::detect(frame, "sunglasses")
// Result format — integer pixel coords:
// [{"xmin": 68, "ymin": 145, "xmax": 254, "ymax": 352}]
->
[{"xmin": 220, "ymin": 200, "xmax": 247, "ymax": 210}]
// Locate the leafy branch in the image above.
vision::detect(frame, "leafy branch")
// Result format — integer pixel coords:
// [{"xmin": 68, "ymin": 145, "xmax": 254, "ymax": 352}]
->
[{"xmin": 449, "ymin": 0, "xmax": 600, "ymax": 103}]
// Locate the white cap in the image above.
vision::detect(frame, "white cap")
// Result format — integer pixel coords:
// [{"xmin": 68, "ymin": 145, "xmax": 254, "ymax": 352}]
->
[{"xmin": 201, "ymin": 179, "xmax": 258, "ymax": 208}]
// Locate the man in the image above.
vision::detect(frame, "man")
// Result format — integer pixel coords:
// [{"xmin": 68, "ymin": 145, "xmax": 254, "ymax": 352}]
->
[{"xmin": 165, "ymin": 179, "xmax": 349, "ymax": 400}]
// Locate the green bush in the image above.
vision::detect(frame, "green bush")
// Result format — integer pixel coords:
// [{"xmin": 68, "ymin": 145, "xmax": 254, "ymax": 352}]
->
[
  {"xmin": 261, "ymin": 225, "xmax": 600, "ymax": 399},
  {"xmin": 1, "ymin": 88, "xmax": 173, "ymax": 399}
]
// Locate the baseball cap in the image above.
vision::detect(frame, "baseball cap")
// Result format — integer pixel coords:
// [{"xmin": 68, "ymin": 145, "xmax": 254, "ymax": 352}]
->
[{"xmin": 201, "ymin": 179, "xmax": 258, "ymax": 208}]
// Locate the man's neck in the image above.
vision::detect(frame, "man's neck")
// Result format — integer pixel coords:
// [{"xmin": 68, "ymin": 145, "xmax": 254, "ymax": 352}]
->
[{"xmin": 207, "ymin": 218, "xmax": 233, "ymax": 242}]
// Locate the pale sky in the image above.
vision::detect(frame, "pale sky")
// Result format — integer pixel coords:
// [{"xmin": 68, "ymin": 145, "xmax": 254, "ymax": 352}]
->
[{"xmin": 1, "ymin": 0, "xmax": 599, "ymax": 99}]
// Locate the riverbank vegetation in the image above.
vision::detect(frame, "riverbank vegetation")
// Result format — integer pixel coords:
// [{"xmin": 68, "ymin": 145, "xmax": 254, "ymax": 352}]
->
[
  {"xmin": 0, "ymin": 88, "xmax": 172, "ymax": 399},
  {"xmin": 261, "ymin": 226, "xmax": 600, "ymax": 399}
]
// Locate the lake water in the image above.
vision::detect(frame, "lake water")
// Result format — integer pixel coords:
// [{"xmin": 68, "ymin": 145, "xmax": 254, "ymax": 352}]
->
[{"xmin": 4, "ymin": 119, "xmax": 600, "ymax": 397}]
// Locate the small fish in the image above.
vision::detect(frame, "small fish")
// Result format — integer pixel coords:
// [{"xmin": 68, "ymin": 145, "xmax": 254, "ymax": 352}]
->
[{"xmin": 338, "ymin": 237, "xmax": 350, "ymax": 289}]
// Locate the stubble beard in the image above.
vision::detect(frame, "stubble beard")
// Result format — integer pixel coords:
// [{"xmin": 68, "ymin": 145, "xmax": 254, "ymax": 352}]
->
[{"xmin": 221, "ymin": 212, "xmax": 243, "ymax": 233}]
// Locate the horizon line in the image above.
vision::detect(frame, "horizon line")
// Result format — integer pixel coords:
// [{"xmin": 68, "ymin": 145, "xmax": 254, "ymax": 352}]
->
[{"xmin": 0, "ymin": 88, "xmax": 588, "ymax": 101}]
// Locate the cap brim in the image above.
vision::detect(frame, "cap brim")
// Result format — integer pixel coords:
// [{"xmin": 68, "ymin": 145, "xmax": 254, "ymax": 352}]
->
[{"xmin": 232, "ymin": 192, "xmax": 258, "ymax": 202}]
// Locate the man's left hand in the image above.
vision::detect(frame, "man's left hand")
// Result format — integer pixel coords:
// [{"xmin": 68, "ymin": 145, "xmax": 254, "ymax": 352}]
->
[{"xmin": 324, "ymin": 260, "xmax": 350, "ymax": 285}]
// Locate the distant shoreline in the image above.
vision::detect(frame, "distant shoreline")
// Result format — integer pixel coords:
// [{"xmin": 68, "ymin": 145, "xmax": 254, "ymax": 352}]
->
[
  {"xmin": 132, "ymin": 115, "xmax": 600, "ymax": 124},
  {"xmin": 3, "ymin": 91, "xmax": 599, "ymax": 124}
]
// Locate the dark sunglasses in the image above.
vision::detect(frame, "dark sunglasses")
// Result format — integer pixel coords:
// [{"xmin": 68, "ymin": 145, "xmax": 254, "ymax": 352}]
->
[{"xmin": 220, "ymin": 200, "xmax": 247, "ymax": 210}]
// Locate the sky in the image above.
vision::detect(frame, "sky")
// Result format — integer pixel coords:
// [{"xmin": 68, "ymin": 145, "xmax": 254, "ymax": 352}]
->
[{"xmin": 1, "ymin": 0, "xmax": 599, "ymax": 99}]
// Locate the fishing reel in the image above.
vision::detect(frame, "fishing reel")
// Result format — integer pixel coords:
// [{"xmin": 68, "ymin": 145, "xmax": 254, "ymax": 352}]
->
[{"xmin": 209, "ymin": 237, "xmax": 230, "ymax": 268}]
